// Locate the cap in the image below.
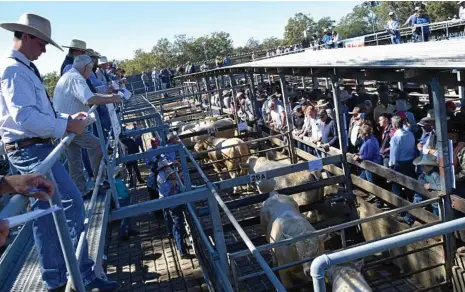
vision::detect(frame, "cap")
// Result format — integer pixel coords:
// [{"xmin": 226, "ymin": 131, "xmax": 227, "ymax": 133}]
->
[{"xmin": 389, "ymin": 12, "xmax": 394, "ymax": 16}]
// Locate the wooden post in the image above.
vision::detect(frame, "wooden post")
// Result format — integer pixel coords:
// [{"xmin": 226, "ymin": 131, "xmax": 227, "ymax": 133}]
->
[
  {"xmin": 430, "ymin": 77, "xmax": 455, "ymax": 284},
  {"xmin": 330, "ymin": 78, "xmax": 353, "ymax": 198},
  {"xmin": 279, "ymin": 73, "xmax": 297, "ymax": 164},
  {"xmin": 215, "ymin": 76, "xmax": 224, "ymax": 115}
]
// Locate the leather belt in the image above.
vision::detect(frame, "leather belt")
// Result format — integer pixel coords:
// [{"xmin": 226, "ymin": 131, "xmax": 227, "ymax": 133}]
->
[{"xmin": 4, "ymin": 138, "xmax": 54, "ymax": 152}]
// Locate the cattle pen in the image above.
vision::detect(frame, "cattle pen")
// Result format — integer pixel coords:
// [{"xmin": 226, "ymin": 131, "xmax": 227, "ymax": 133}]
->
[{"xmin": 2, "ymin": 40, "xmax": 465, "ymax": 292}]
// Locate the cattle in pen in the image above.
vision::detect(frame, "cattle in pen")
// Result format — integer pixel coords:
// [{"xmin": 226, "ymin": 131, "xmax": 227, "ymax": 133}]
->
[
  {"xmin": 326, "ymin": 261, "xmax": 372, "ymax": 292},
  {"xmin": 241, "ymin": 155, "xmax": 325, "ymax": 211},
  {"xmin": 178, "ymin": 117, "xmax": 235, "ymax": 146},
  {"xmin": 260, "ymin": 192, "xmax": 327, "ymax": 288},
  {"xmin": 194, "ymin": 137, "xmax": 250, "ymax": 193}
]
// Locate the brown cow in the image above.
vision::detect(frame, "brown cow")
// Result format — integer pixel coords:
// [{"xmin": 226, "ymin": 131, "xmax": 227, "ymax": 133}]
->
[{"xmin": 194, "ymin": 137, "xmax": 250, "ymax": 193}]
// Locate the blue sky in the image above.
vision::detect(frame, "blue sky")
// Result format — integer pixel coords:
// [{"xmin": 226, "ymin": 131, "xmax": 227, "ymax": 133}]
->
[{"xmin": 0, "ymin": 1, "xmax": 360, "ymax": 74}]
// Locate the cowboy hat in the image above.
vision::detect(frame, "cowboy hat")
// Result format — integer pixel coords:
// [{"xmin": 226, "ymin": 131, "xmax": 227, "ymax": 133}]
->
[
  {"xmin": 0, "ymin": 13, "xmax": 62, "ymax": 51},
  {"xmin": 62, "ymin": 39, "xmax": 86, "ymax": 51},
  {"xmin": 395, "ymin": 99, "xmax": 411, "ymax": 111},
  {"xmin": 388, "ymin": 12, "xmax": 395, "ymax": 16},
  {"xmin": 413, "ymin": 154, "xmax": 439, "ymax": 167},
  {"xmin": 422, "ymin": 109, "xmax": 450, "ymax": 122},
  {"xmin": 98, "ymin": 56, "xmax": 109, "ymax": 65},
  {"xmin": 85, "ymin": 48, "xmax": 100, "ymax": 58},
  {"xmin": 162, "ymin": 168, "xmax": 177, "ymax": 183},
  {"xmin": 315, "ymin": 99, "xmax": 329, "ymax": 108},
  {"xmin": 157, "ymin": 159, "xmax": 174, "ymax": 171}
]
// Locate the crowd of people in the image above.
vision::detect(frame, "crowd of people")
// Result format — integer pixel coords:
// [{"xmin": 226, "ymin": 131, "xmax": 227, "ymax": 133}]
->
[{"xmin": 207, "ymin": 79, "xmax": 465, "ymax": 226}]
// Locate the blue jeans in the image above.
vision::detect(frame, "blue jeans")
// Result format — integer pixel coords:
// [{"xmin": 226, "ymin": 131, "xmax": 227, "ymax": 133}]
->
[
  {"xmin": 391, "ymin": 160, "xmax": 415, "ymax": 201},
  {"xmin": 163, "ymin": 209, "xmax": 173, "ymax": 236},
  {"xmin": 391, "ymin": 34, "xmax": 400, "ymax": 44},
  {"xmin": 170, "ymin": 206, "xmax": 187, "ymax": 256},
  {"xmin": 360, "ymin": 170, "xmax": 374, "ymax": 183},
  {"xmin": 7, "ymin": 143, "xmax": 95, "ymax": 289}
]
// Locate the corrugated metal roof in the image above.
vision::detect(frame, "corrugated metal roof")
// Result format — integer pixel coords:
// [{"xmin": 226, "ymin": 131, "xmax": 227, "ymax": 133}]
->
[{"xmin": 228, "ymin": 39, "xmax": 465, "ymax": 70}]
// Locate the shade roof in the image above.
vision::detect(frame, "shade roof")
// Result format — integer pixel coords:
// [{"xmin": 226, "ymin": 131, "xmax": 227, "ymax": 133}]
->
[{"xmin": 181, "ymin": 39, "xmax": 465, "ymax": 79}]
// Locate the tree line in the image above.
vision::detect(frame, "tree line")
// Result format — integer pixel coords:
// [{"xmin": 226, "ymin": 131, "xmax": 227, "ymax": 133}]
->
[{"xmin": 44, "ymin": 1, "xmax": 458, "ymax": 89}]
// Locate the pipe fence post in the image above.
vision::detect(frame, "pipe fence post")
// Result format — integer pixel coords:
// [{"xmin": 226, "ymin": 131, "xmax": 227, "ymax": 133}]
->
[
  {"xmin": 207, "ymin": 193, "xmax": 229, "ymax": 278},
  {"xmin": 279, "ymin": 73, "xmax": 297, "ymax": 164},
  {"xmin": 330, "ymin": 78, "xmax": 354, "ymax": 200},
  {"xmin": 47, "ymin": 171, "xmax": 86, "ymax": 292},
  {"xmin": 430, "ymin": 77, "xmax": 455, "ymax": 284}
]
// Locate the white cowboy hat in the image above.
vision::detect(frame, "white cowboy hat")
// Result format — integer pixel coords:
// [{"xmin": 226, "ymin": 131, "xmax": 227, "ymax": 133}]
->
[
  {"xmin": 395, "ymin": 99, "xmax": 411, "ymax": 111},
  {"xmin": 315, "ymin": 99, "xmax": 329, "ymax": 108},
  {"xmin": 62, "ymin": 39, "xmax": 86, "ymax": 51},
  {"xmin": 98, "ymin": 56, "xmax": 109, "ymax": 65},
  {"xmin": 0, "ymin": 13, "xmax": 62, "ymax": 51},
  {"xmin": 413, "ymin": 154, "xmax": 439, "ymax": 167}
]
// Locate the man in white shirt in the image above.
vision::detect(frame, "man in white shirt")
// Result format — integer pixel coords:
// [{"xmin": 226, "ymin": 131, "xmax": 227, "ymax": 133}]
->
[
  {"xmin": 96, "ymin": 56, "xmax": 111, "ymax": 85},
  {"xmin": 54, "ymin": 55, "xmax": 122, "ymax": 197},
  {"xmin": 0, "ymin": 13, "xmax": 120, "ymax": 291},
  {"xmin": 459, "ymin": 1, "xmax": 465, "ymax": 20}
]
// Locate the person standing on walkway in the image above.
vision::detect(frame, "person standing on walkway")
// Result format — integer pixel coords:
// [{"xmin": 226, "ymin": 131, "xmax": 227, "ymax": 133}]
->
[
  {"xmin": 386, "ymin": 12, "xmax": 401, "ymax": 44},
  {"xmin": 0, "ymin": 13, "xmax": 120, "ymax": 291},
  {"xmin": 53, "ymin": 55, "xmax": 122, "ymax": 197}
]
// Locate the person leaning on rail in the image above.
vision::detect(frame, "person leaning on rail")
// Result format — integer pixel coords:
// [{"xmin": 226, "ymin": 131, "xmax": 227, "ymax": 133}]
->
[
  {"xmin": 53, "ymin": 55, "xmax": 123, "ymax": 198},
  {"xmin": 0, "ymin": 13, "xmax": 120, "ymax": 291},
  {"xmin": 0, "ymin": 174, "xmax": 55, "ymax": 247}
]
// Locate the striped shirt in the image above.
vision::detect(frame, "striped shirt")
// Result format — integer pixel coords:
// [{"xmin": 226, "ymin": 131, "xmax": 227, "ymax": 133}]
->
[
  {"xmin": 0, "ymin": 49, "xmax": 69, "ymax": 143},
  {"xmin": 53, "ymin": 68, "xmax": 94, "ymax": 115}
]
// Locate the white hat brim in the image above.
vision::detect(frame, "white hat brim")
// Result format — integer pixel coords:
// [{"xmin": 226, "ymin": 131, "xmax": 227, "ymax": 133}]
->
[{"xmin": 0, "ymin": 22, "xmax": 63, "ymax": 51}]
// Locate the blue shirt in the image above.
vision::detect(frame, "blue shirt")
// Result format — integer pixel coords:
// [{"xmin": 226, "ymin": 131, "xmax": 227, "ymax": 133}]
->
[
  {"xmin": 389, "ymin": 128, "xmax": 416, "ymax": 166},
  {"xmin": 89, "ymin": 72, "xmax": 106, "ymax": 93},
  {"xmin": 359, "ymin": 135, "xmax": 382, "ymax": 164},
  {"xmin": 414, "ymin": 15, "xmax": 430, "ymax": 33},
  {"xmin": 321, "ymin": 34, "xmax": 333, "ymax": 49},
  {"xmin": 165, "ymin": 143, "xmax": 177, "ymax": 162}
]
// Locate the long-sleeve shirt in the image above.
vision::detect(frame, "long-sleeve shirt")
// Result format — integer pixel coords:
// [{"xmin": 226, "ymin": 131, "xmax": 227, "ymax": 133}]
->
[
  {"xmin": 0, "ymin": 49, "xmax": 69, "ymax": 143},
  {"xmin": 320, "ymin": 118, "xmax": 338, "ymax": 147},
  {"xmin": 404, "ymin": 14, "xmax": 417, "ymax": 27},
  {"xmin": 418, "ymin": 170, "xmax": 441, "ymax": 191},
  {"xmin": 389, "ymin": 128, "xmax": 416, "ymax": 166},
  {"xmin": 386, "ymin": 19, "xmax": 400, "ymax": 35},
  {"xmin": 89, "ymin": 71, "xmax": 106, "ymax": 93},
  {"xmin": 359, "ymin": 135, "xmax": 382, "ymax": 164}
]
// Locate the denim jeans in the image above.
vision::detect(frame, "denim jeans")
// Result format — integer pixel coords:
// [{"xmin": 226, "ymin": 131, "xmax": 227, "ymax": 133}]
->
[
  {"xmin": 7, "ymin": 143, "xmax": 95, "ymax": 289},
  {"xmin": 360, "ymin": 170, "xmax": 374, "ymax": 183},
  {"xmin": 391, "ymin": 160, "xmax": 415, "ymax": 202},
  {"xmin": 169, "ymin": 206, "xmax": 187, "ymax": 256},
  {"xmin": 391, "ymin": 34, "xmax": 400, "ymax": 44},
  {"xmin": 404, "ymin": 193, "xmax": 439, "ymax": 223}
]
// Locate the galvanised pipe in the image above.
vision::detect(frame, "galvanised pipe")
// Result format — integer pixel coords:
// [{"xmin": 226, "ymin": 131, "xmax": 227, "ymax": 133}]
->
[{"xmin": 310, "ymin": 217, "xmax": 465, "ymax": 292}]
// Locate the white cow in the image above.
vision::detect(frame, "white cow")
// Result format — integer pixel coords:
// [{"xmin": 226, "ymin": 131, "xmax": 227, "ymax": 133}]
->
[
  {"xmin": 242, "ymin": 156, "xmax": 324, "ymax": 207},
  {"xmin": 327, "ymin": 261, "xmax": 372, "ymax": 292},
  {"xmin": 178, "ymin": 117, "xmax": 235, "ymax": 146},
  {"xmin": 261, "ymin": 193, "xmax": 327, "ymax": 288}
]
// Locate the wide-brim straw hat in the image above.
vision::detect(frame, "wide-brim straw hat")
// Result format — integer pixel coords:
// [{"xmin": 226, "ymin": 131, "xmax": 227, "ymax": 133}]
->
[
  {"xmin": 422, "ymin": 109, "xmax": 450, "ymax": 122},
  {"xmin": 0, "ymin": 13, "xmax": 62, "ymax": 51},
  {"xmin": 98, "ymin": 56, "xmax": 109, "ymax": 65},
  {"xmin": 413, "ymin": 154, "xmax": 439, "ymax": 166},
  {"xmin": 62, "ymin": 39, "xmax": 86, "ymax": 51},
  {"xmin": 315, "ymin": 99, "xmax": 329, "ymax": 108}
]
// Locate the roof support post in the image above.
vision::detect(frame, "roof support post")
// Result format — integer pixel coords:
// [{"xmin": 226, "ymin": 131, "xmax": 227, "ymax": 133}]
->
[
  {"xmin": 397, "ymin": 81, "xmax": 404, "ymax": 91},
  {"xmin": 279, "ymin": 73, "xmax": 297, "ymax": 164},
  {"xmin": 248, "ymin": 72, "xmax": 261, "ymax": 136},
  {"xmin": 458, "ymin": 71, "xmax": 465, "ymax": 106},
  {"xmin": 302, "ymin": 76, "xmax": 306, "ymax": 89},
  {"xmin": 429, "ymin": 77, "xmax": 455, "ymax": 284},
  {"xmin": 312, "ymin": 77, "xmax": 319, "ymax": 89},
  {"xmin": 215, "ymin": 76, "xmax": 224, "ymax": 115},
  {"xmin": 260, "ymin": 73, "xmax": 264, "ymax": 85},
  {"xmin": 229, "ymin": 74, "xmax": 240, "ymax": 132},
  {"xmin": 330, "ymin": 78, "xmax": 354, "ymax": 200}
]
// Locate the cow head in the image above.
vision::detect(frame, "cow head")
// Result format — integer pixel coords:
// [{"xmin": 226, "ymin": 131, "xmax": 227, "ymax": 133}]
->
[
  {"xmin": 326, "ymin": 260, "xmax": 370, "ymax": 291},
  {"xmin": 291, "ymin": 230, "xmax": 329, "ymax": 277},
  {"xmin": 239, "ymin": 155, "xmax": 260, "ymax": 173}
]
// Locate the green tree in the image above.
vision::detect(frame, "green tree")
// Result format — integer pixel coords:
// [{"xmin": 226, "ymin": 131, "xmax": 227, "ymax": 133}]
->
[
  {"xmin": 426, "ymin": 1, "xmax": 457, "ymax": 22},
  {"xmin": 244, "ymin": 37, "xmax": 261, "ymax": 52},
  {"xmin": 283, "ymin": 13, "xmax": 315, "ymax": 45},
  {"xmin": 374, "ymin": 1, "xmax": 418, "ymax": 28},
  {"xmin": 43, "ymin": 71, "xmax": 59, "ymax": 97},
  {"xmin": 337, "ymin": 5, "xmax": 373, "ymax": 39},
  {"xmin": 261, "ymin": 37, "xmax": 283, "ymax": 50}
]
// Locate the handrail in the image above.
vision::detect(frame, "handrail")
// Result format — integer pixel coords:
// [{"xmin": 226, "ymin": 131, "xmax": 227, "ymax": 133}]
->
[
  {"xmin": 310, "ymin": 217, "xmax": 465, "ymax": 292},
  {"xmin": 179, "ymin": 140, "xmax": 287, "ymax": 292}
]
